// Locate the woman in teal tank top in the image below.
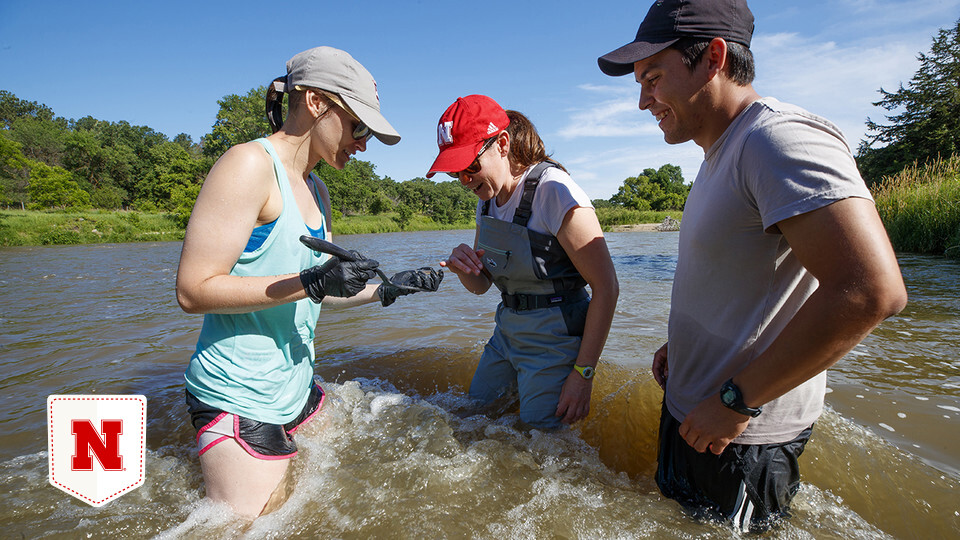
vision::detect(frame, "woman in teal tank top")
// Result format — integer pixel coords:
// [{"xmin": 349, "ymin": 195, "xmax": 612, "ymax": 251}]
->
[{"xmin": 175, "ymin": 47, "xmax": 402, "ymax": 518}]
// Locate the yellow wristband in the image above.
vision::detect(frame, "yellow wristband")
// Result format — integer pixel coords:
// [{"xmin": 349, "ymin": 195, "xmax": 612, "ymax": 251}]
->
[{"xmin": 573, "ymin": 364, "xmax": 595, "ymax": 380}]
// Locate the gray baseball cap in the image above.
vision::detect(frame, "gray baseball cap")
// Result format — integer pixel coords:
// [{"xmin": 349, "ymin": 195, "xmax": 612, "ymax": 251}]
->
[{"xmin": 276, "ymin": 46, "xmax": 401, "ymax": 145}]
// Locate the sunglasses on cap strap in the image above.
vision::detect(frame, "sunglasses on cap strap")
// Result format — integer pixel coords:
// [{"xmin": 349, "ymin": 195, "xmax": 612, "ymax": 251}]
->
[{"xmin": 447, "ymin": 136, "xmax": 497, "ymax": 178}]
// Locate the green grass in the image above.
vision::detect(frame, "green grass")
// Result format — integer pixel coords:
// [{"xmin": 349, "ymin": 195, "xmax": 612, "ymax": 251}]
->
[
  {"xmin": 594, "ymin": 207, "xmax": 682, "ymax": 231},
  {"xmin": 333, "ymin": 213, "xmax": 474, "ymax": 235},
  {"xmin": 0, "ymin": 209, "xmax": 475, "ymax": 247},
  {"xmin": 0, "ymin": 206, "xmax": 677, "ymax": 247},
  {"xmin": 872, "ymin": 155, "xmax": 960, "ymax": 258},
  {"xmin": 0, "ymin": 209, "xmax": 184, "ymax": 247}
]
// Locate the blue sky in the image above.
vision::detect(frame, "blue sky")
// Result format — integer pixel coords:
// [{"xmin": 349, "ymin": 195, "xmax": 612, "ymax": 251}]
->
[{"xmin": 1, "ymin": 0, "xmax": 958, "ymax": 200}]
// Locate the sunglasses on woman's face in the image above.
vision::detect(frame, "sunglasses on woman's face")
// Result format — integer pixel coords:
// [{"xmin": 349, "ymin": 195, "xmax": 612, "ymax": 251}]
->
[
  {"xmin": 447, "ymin": 136, "xmax": 497, "ymax": 178},
  {"xmin": 352, "ymin": 121, "xmax": 372, "ymax": 142}
]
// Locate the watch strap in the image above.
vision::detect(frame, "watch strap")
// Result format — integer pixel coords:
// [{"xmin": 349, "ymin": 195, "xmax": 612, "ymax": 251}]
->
[
  {"xmin": 573, "ymin": 364, "xmax": 595, "ymax": 380},
  {"xmin": 720, "ymin": 378, "xmax": 762, "ymax": 417}
]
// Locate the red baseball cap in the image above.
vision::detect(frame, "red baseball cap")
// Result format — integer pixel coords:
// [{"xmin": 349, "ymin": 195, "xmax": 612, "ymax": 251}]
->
[{"xmin": 426, "ymin": 95, "xmax": 510, "ymax": 178}]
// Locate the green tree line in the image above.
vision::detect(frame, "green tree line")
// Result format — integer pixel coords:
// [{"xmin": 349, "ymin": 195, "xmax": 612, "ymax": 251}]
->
[
  {"xmin": 0, "ymin": 88, "xmax": 478, "ymax": 229},
  {"xmin": 1, "ymin": 85, "xmax": 687, "ymax": 229},
  {"xmin": 0, "ymin": 90, "xmax": 210, "ymax": 225},
  {"xmin": 7, "ymin": 8, "xmax": 956, "ymax": 234}
]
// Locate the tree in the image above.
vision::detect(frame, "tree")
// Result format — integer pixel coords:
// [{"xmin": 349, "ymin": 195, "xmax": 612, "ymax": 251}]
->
[
  {"xmin": 857, "ymin": 18, "xmax": 960, "ymax": 185},
  {"xmin": 429, "ymin": 179, "xmax": 476, "ymax": 224},
  {"xmin": 202, "ymin": 86, "xmax": 272, "ymax": 158},
  {"xmin": 64, "ymin": 117, "xmax": 169, "ymax": 207},
  {"xmin": 170, "ymin": 183, "xmax": 202, "ymax": 228},
  {"xmin": 28, "ymin": 162, "xmax": 89, "ymax": 209},
  {"xmin": 393, "ymin": 202, "xmax": 413, "ymax": 231},
  {"xmin": 612, "ymin": 175, "xmax": 658, "ymax": 211},
  {"xmin": 6, "ymin": 116, "xmax": 67, "ymax": 166},
  {"xmin": 138, "ymin": 141, "xmax": 206, "ymax": 209},
  {"xmin": 646, "ymin": 164, "xmax": 686, "ymax": 195},
  {"xmin": 0, "ymin": 133, "xmax": 33, "ymax": 207},
  {"xmin": 610, "ymin": 164, "xmax": 689, "ymax": 211},
  {"xmin": 0, "ymin": 90, "xmax": 56, "ymax": 129},
  {"xmin": 321, "ymin": 159, "xmax": 384, "ymax": 215}
]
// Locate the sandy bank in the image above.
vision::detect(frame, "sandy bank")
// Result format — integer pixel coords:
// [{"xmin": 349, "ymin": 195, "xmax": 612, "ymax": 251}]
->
[{"xmin": 609, "ymin": 223, "xmax": 661, "ymax": 232}]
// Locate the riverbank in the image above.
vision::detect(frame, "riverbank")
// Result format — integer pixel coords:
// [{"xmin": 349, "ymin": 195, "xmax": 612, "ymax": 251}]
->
[
  {"xmin": 0, "ymin": 209, "xmax": 476, "ymax": 247},
  {"xmin": 0, "ymin": 209, "xmax": 184, "ymax": 246},
  {"xmin": 610, "ymin": 223, "xmax": 659, "ymax": 232},
  {"xmin": 0, "ymin": 208, "xmax": 681, "ymax": 247}
]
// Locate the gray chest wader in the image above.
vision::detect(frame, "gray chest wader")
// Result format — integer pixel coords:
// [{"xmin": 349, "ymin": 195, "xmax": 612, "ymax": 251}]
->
[{"xmin": 469, "ymin": 161, "xmax": 590, "ymax": 429}]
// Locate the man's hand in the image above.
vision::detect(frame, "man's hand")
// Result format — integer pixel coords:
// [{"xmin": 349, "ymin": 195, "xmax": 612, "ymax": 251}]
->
[
  {"xmin": 678, "ymin": 394, "xmax": 751, "ymax": 455},
  {"xmin": 652, "ymin": 342, "xmax": 669, "ymax": 389}
]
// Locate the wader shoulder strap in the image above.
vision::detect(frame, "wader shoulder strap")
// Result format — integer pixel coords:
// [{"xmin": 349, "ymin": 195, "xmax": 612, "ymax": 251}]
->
[
  {"xmin": 480, "ymin": 161, "xmax": 558, "ymax": 222},
  {"xmin": 512, "ymin": 161, "xmax": 557, "ymax": 227}
]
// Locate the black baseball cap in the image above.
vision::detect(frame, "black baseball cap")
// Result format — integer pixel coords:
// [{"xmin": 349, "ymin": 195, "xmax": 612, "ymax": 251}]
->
[{"xmin": 598, "ymin": 0, "xmax": 755, "ymax": 77}]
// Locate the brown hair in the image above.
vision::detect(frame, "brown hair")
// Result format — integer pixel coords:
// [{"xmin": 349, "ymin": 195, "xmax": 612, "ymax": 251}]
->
[{"xmin": 504, "ymin": 110, "xmax": 566, "ymax": 172}]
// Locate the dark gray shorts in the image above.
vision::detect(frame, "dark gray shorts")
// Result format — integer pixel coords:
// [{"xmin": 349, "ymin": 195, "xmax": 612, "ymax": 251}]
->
[{"xmin": 655, "ymin": 402, "xmax": 811, "ymax": 532}]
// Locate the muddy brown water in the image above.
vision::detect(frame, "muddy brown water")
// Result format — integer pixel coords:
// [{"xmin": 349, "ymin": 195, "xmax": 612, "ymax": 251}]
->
[{"xmin": 0, "ymin": 230, "xmax": 956, "ymax": 538}]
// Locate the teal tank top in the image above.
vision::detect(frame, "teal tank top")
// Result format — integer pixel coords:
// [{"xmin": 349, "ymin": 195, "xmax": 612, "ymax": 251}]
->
[{"xmin": 185, "ymin": 138, "xmax": 329, "ymax": 424}]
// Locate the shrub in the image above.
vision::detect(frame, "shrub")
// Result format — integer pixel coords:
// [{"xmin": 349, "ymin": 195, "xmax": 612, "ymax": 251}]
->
[{"xmin": 872, "ymin": 155, "xmax": 960, "ymax": 257}]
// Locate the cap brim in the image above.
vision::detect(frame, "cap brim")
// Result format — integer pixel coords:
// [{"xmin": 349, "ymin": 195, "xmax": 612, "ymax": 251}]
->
[
  {"xmin": 340, "ymin": 94, "xmax": 401, "ymax": 146},
  {"xmin": 598, "ymin": 38, "xmax": 679, "ymax": 76},
  {"xmin": 425, "ymin": 140, "xmax": 486, "ymax": 179}
]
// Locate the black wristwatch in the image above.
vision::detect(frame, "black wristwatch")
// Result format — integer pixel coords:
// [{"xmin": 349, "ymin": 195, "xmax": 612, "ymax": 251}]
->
[{"xmin": 719, "ymin": 378, "xmax": 762, "ymax": 417}]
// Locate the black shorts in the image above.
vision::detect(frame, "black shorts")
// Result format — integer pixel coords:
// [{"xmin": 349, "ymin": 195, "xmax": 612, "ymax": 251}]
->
[
  {"xmin": 655, "ymin": 402, "xmax": 811, "ymax": 532},
  {"xmin": 185, "ymin": 382, "xmax": 325, "ymax": 459}
]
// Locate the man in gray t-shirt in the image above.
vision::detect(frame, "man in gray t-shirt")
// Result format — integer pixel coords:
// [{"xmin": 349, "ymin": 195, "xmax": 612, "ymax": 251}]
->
[{"xmin": 598, "ymin": 0, "xmax": 907, "ymax": 531}]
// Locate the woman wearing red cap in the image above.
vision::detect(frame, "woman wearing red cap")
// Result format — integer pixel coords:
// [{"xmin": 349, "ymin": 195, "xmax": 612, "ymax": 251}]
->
[{"xmin": 429, "ymin": 95, "xmax": 619, "ymax": 429}]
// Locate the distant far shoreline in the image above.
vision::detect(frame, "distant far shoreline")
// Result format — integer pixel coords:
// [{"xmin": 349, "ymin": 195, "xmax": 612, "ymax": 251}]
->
[
  {"xmin": 609, "ymin": 223, "xmax": 661, "ymax": 232},
  {"xmin": 0, "ymin": 208, "xmax": 678, "ymax": 247}
]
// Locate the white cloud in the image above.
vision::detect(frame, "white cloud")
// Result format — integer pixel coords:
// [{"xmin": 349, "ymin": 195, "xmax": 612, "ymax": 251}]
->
[
  {"xmin": 556, "ymin": 84, "xmax": 662, "ymax": 139},
  {"xmin": 553, "ymin": 14, "xmax": 945, "ymax": 198},
  {"xmin": 836, "ymin": 0, "xmax": 960, "ymax": 24},
  {"xmin": 559, "ymin": 138, "xmax": 705, "ymax": 200},
  {"xmin": 752, "ymin": 29, "xmax": 927, "ymax": 147}
]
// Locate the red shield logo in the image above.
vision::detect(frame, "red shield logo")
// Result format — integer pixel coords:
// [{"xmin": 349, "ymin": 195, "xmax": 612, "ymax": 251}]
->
[{"xmin": 47, "ymin": 395, "xmax": 146, "ymax": 507}]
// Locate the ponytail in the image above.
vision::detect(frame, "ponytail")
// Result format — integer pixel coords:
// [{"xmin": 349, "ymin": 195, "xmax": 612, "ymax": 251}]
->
[
  {"xmin": 265, "ymin": 76, "xmax": 286, "ymax": 134},
  {"xmin": 505, "ymin": 110, "xmax": 566, "ymax": 172}
]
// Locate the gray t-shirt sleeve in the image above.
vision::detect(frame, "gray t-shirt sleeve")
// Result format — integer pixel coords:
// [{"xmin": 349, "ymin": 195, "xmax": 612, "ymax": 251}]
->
[{"xmin": 739, "ymin": 110, "xmax": 873, "ymax": 233}]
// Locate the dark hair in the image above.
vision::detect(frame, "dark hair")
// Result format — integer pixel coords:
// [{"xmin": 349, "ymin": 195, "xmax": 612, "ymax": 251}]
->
[
  {"xmin": 265, "ymin": 77, "xmax": 293, "ymax": 133},
  {"xmin": 265, "ymin": 78, "xmax": 334, "ymax": 133},
  {"xmin": 504, "ymin": 110, "xmax": 567, "ymax": 172},
  {"xmin": 670, "ymin": 37, "xmax": 755, "ymax": 86}
]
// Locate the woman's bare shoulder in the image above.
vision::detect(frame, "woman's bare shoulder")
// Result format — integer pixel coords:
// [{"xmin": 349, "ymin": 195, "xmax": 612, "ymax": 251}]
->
[{"xmin": 201, "ymin": 141, "xmax": 275, "ymax": 192}]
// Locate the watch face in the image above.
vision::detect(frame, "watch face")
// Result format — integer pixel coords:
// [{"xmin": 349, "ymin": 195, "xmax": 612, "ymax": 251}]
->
[
  {"xmin": 720, "ymin": 386, "xmax": 737, "ymax": 406},
  {"xmin": 582, "ymin": 366, "xmax": 594, "ymax": 378}
]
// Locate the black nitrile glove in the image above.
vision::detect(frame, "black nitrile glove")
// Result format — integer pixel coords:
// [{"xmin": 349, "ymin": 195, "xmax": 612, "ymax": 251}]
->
[
  {"xmin": 377, "ymin": 267, "xmax": 444, "ymax": 307},
  {"xmin": 300, "ymin": 251, "xmax": 379, "ymax": 303}
]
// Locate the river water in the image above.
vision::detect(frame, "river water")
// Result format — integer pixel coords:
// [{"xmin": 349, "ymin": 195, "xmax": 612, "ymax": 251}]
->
[{"xmin": 0, "ymin": 230, "xmax": 957, "ymax": 539}]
